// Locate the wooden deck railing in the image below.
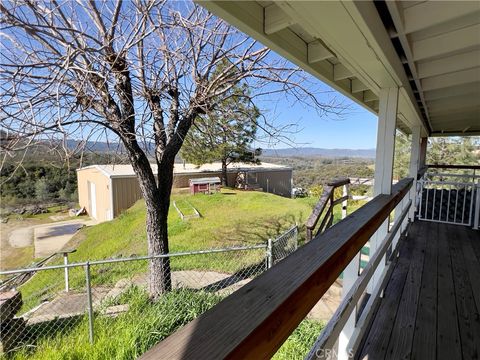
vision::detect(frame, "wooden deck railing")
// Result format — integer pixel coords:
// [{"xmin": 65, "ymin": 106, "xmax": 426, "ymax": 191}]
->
[
  {"xmin": 305, "ymin": 178, "xmax": 350, "ymax": 242},
  {"xmin": 139, "ymin": 178, "xmax": 413, "ymax": 360}
]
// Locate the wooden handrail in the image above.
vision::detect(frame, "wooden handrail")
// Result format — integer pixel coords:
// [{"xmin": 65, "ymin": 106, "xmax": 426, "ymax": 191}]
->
[
  {"xmin": 427, "ymin": 164, "xmax": 480, "ymax": 170},
  {"xmin": 139, "ymin": 178, "xmax": 413, "ymax": 360},
  {"xmin": 307, "ymin": 199, "xmax": 412, "ymax": 357},
  {"xmin": 327, "ymin": 178, "xmax": 351, "ymax": 187},
  {"xmin": 417, "ymin": 166, "xmax": 428, "ymax": 180},
  {"xmin": 306, "ymin": 178, "xmax": 350, "ymax": 241},
  {"xmin": 306, "ymin": 185, "xmax": 333, "ymax": 229}
]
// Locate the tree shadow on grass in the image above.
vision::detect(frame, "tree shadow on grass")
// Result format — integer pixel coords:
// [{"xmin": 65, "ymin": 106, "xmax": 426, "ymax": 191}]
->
[
  {"xmin": 215, "ymin": 212, "xmax": 307, "ymax": 246},
  {"xmin": 200, "ymin": 260, "xmax": 266, "ymax": 293}
]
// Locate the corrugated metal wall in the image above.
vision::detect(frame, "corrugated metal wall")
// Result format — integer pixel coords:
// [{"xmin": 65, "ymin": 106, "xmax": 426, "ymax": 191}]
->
[
  {"xmin": 250, "ymin": 170, "xmax": 292, "ymax": 198},
  {"xmin": 173, "ymin": 172, "xmax": 237, "ymax": 187},
  {"xmin": 80, "ymin": 168, "xmax": 292, "ymax": 221},
  {"xmin": 111, "ymin": 177, "xmax": 143, "ymax": 218}
]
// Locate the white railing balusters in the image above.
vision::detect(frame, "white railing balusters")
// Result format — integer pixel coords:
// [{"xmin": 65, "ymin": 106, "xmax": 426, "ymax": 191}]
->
[
  {"xmin": 418, "ymin": 167, "xmax": 478, "ymax": 227},
  {"xmin": 307, "ymin": 196, "xmax": 412, "ymax": 360}
]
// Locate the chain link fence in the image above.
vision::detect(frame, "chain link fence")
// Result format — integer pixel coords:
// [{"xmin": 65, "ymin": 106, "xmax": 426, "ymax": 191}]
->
[
  {"xmin": 267, "ymin": 224, "xmax": 299, "ymax": 267},
  {"xmin": 0, "ymin": 226, "xmax": 298, "ymax": 358}
]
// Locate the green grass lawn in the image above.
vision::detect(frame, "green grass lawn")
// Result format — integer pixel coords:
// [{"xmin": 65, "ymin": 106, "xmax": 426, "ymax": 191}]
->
[{"xmin": 70, "ymin": 189, "xmax": 314, "ymax": 260}]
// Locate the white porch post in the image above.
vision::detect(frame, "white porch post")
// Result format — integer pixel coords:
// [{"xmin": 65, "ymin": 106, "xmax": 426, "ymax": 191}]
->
[
  {"xmin": 419, "ymin": 137, "xmax": 428, "ymax": 169},
  {"xmin": 408, "ymin": 126, "xmax": 421, "ymax": 220},
  {"xmin": 338, "ymin": 88, "xmax": 398, "ymax": 360},
  {"xmin": 368, "ymin": 87, "xmax": 398, "ymax": 292}
]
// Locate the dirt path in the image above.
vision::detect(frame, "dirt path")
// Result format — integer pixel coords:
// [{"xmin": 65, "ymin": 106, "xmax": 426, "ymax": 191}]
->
[
  {"xmin": 1, "ymin": 218, "xmax": 39, "ymax": 270},
  {"xmin": 1, "ymin": 218, "xmax": 94, "ymax": 270}
]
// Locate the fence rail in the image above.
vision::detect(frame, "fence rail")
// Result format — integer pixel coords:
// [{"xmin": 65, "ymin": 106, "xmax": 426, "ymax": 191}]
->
[{"xmin": 0, "ymin": 226, "xmax": 297, "ymax": 355}]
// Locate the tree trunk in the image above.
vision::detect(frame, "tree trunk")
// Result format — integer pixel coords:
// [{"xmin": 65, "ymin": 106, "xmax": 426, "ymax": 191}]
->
[
  {"xmin": 221, "ymin": 159, "xmax": 228, "ymax": 187},
  {"xmin": 145, "ymin": 195, "xmax": 172, "ymax": 299},
  {"xmin": 144, "ymin": 159, "xmax": 175, "ymax": 299},
  {"xmin": 122, "ymin": 139, "xmax": 173, "ymax": 299}
]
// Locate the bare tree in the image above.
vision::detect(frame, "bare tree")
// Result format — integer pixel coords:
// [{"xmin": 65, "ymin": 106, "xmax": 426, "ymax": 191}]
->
[{"xmin": 0, "ymin": 0, "xmax": 341, "ymax": 298}]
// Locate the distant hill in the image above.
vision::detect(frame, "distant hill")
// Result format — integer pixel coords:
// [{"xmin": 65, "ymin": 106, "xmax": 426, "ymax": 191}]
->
[
  {"xmin": 262, "ymin": 147, "xmax": 376, "ymax": 158},
  {"xmin": 7, "ymin": 137, "xmax": 375, "ymax": 160},
  {"xmin": 66, "ymin": 141, "xmax": 376, "ymax": 159}
]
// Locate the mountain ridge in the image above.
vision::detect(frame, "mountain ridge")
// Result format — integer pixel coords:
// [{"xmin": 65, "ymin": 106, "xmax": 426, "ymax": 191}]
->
[{"xmin": 262, "ymin": 147, "xmax": 375, "ymax": 158}]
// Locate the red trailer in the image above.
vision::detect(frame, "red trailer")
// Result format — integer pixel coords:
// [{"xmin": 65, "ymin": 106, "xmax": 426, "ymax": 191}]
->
[{"xmin": 189, "ymin": 177, "xmax": 221, "ymax": 195}]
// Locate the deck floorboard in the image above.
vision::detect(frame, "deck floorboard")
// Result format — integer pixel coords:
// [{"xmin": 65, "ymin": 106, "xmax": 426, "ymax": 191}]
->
[{"xmin": 356, "ymin": 221, "xmax": 479, "ymax": 360}]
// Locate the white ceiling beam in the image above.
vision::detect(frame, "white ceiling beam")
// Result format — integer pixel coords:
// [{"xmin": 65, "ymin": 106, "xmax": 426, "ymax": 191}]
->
[
  {"xmin": 430, "ymin": 110, "xmax": 480, "ymax": 123},
  {"xmin": 424, "ymin": 83, "xmax": 480, "ymax": 101},
  {"xmin": 333, "ymin": 63, "xmax": 353, "ymax": 81},
  {"xmin": 428, "ymin": 94, "xmax": 479, "ymax": 108},
  {"xmin": 412, "ymin": 24, "xmax": 480, "ymax": 61},
  {"xmin": 421, "ymin": 67, "xmax": 480, "ymax": 91},
  {"xmin": 385, "ymin": 1, "xmax": 432, "ymax": 128},
  {"xmin": 264, "ymin": 4, "xmax": 295, "ymax": 35},
  {"xmin": 351, "ymin": 79, "xmax": 369, "ymax": 93},
  {"xmin": 431, "ymin": 122, "xmax": 479, "ymax": 132},
  {"xmin": 363, "ymin": 90, "xmax": 378, "ymax": 103},
  {"xmin": 403, "ymin": 1, "xmax": 480, "ymax": 34},
  {"xmin": 307, "ymin": 40, "xmax": 335, "ymax": 63},
  {"xmin": 417, "ymin": 50, "xmax": 480, "ymax": 79},
  {"xmin": 369, "ymin": 100, "xmax": 380, "ymax": 111}
]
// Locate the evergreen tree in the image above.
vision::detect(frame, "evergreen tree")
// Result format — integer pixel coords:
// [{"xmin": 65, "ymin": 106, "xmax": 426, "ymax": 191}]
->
[{"xmin": 181, "ymin": 61, "xmax": 262, "ymax": 186}]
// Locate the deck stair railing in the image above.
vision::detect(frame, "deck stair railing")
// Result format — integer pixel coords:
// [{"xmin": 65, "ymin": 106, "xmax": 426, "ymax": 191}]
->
[
  {"xmin": 305, "ymin": 178, "xmax": 350, "ymax": 242},
  {"xmin": 418, "ymin": 165, "xmax": 479, "ymax": 228}
]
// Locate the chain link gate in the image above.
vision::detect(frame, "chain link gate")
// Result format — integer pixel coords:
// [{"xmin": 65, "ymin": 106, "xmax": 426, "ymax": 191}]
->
[{"xmin": 267, "ymin": 224, "xmax": 299, "ymax": 268}]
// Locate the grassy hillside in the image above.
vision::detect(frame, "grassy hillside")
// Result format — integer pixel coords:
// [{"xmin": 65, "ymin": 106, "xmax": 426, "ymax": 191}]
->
[
  {"xmin": 18, "ymin": 190, "xmax": 314, "ymax": 311},
  {"xmin": 68, "ymin": 189, "xmax": 313, "ymax": 261},
  {"xmin": 19, "ymin": 189, "xmax": 364, "ymax": 312}
]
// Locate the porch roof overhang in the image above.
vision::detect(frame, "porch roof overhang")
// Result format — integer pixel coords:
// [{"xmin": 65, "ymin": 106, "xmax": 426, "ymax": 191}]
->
[{"xmin": 198, "ymin": 1, "xmax": 480, "ymax": 137}]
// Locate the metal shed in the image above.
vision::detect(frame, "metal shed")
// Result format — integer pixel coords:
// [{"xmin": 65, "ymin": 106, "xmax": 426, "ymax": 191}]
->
[{"xmin": 76, "ymin": 162, "xmax": 292, "ymax": 222}]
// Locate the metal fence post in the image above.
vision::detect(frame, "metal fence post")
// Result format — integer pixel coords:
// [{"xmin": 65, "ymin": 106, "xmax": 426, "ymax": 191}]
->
[
  {"xmin": 61, "ymin": 249, "xmax": 76, "ymax": 292},
  {"xmin": 63, "ymin": 253, "xmax": 70, "ymax": 292},
  {"xmin": 85, "ymin": 262, "xmax": 94, "ymax": 344},
  {"xmin": 267, "ymin": 239, "xmax": 273, "ymax": 269}
]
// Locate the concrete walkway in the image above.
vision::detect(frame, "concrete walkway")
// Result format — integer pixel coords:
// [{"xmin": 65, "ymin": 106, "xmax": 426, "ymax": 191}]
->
[
  {"xmin": 33, "ymin": 220, "xmax": 95, "ymax": 258},
  {"xmin": 8, "ymin": 219, "xmax": 95, "ymax": 258},
  {"xmin": 8, "ymin": 227, "xmax": 34, "ymax": 248}
]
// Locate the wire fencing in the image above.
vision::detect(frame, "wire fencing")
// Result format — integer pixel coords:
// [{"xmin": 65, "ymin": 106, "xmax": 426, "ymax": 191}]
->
[
  {"xmin": 267, "ymin": 224, "xmax": 299, "ymax": 267},
  {"xmin": 0, "ymin": 226, "xmax": 298, "ymax": 357}
]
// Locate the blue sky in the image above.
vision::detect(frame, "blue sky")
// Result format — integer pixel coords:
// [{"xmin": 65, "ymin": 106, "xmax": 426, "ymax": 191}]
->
[{"xmin": 255, "ymin": 90, "xmax": 378, "ymax": 150}]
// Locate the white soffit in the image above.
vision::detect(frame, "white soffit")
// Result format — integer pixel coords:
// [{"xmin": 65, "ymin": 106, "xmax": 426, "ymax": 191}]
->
[
  {"xmin": 384, "ymin": 0, "xmax": 480, "ymax": 136},
  {"xmin": 198, "ymin": 0, "xmax": 428, "ymax": 136}
]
